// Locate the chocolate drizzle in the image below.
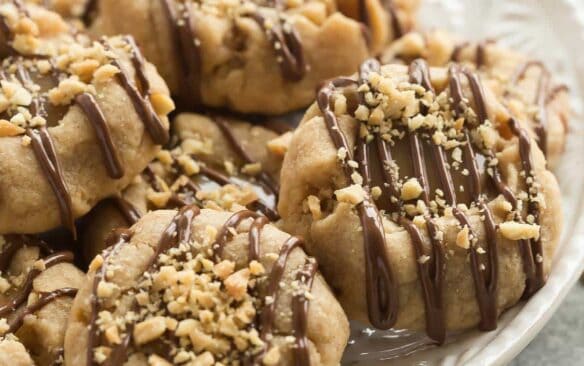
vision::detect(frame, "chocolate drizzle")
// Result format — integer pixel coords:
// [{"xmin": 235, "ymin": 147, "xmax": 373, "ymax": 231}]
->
[
  {"xmin": 0, "ymin": 35, "xmax": 168, "ymax": 234},
  {"xmin": 256, "ymin": 235, "xmax": 315, "ymax": 365},
  {"xmin": 212, "ymin": 210, "xmax": 261, "ymax": 261},
  {"xmin": 86, "ymin": 228, "xmax": 132, "ymax": 366},
  {"xmin": 27, "ymin": 128, "xmax": 76, "ymax": 236},
  {"xmin": 160, "ymin": 0, "xmax": 202, "ymax": 105},
  {"xmin": 87, "ymin": 207, "xmax": 316, "ymax": 365},
  {"xmin": 451, "ymin": 42, "xmax": 569, "ymax": 157},
  {"xmin": 509, "ymin": 61, "xmax": 552, "ymax": 156},
  {"xmin": 0, "ymin": 250, "xmax": 75, "ymax": 319},
  {"xmin": 509, "ymin": 118, "xmax": 545, "ymax": 296},
  {"xmin": 212, "ymin": 115, "xmax": 280, "ymax": 198},
  {"xmin": 448, "ymin": 64, "xmax": 506, "ymax": 330},
  {"xmin": 316, "ymin": 58, "xmax": 546, "ymax": 340},
  {"xmin": 451, "ymin": 39, "xmax": 495, "ymax": 68},
  {"xmin": 358, "ymin": 0, "xmax": 403, "ymax": 40},
  {"xmin": 160, "ymin": 0, "xmax": 306, "ymax": 105},
  {"xmin": 75, "ymin": 93, "xmax": 124, "ymax": 179},
  {"xmin": 5, "ymin": 287, "xmax": 78, "ymax": 335},
  {"xmin": 0, "ymin": 61, "xmax": 76, "ymax": 236},
  {"xmin": 248, "ymin": 12, "xmax": 306, "ymax": 81},
  {"xmin": 102, "ymin": 37, "xmax": 169, "ymax": 145},
  {"xmin": 317, "ymin": 66, "xmax": 398, "ymax": 330}
]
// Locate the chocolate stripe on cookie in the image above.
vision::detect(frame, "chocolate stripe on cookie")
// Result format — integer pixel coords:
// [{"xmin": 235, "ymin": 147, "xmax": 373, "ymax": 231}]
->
[
  {"xmin": 317, "ymin": 71, "xmax": 399, "ymax": 330},
  {"xmin": 101, "ymin": 37, "xmax": 169, "ymax": 145},
  {"xmin": 0, "ymin": 250, "xmax": 74, "ymax": 318},
  {"xmin": 358, "ymin": 0, "xmax": 403, "ymax": 39},
  {"xmin": 160, "ymin": 0, "xmax": 306, "ymax": 105},
  {"xmin": 87, "ymin": 207, "xmax": 317, "ymax": 365},
  {"xmin": 76, "ymin": 93, "xmax": 124, "ymax": 179},
  {"xmin": 315, "ymin": 57, "xmax": 546, "ymax": 341}
]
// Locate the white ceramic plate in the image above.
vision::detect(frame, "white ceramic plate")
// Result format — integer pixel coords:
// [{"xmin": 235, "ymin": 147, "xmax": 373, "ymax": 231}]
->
[{"xmin": 343, "ymin": 0, "xmax": 584, "ymax": 364}]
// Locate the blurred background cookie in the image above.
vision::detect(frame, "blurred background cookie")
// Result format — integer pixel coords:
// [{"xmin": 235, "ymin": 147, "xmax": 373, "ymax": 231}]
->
[{"xmin": 90, "ymin": 0, "xmax": 415, "ymax": 114}]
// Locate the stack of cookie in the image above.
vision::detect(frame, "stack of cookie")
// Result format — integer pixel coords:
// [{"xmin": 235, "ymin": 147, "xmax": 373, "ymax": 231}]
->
[{"xmin": 0, "ymin": 1, "xmax": 567, "ymax": 365}]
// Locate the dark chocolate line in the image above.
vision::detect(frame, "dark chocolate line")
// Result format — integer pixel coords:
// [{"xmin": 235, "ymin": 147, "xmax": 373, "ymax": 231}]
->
[
  {"xmin": 317, "ymin": 63, "xmax": 398, "ymax": 329},
  {"xmin": 6, "ymin": 287, "xmax": 78, "ymax": 334},
  {"xmin": 86, "ymin": 229, "xmax": 132, "ymax": 366},
  {"xmin": 248, "ymin": 12, "xmax": 306, "ymax": 81},
  {"xmin": 0, "ymin": 251, "xmax": 74, "ymax": 318},
  {"xmin": 509, "ymin": 61, "xmax": 551, "ymax": 156},
  {"xmin": 212, "ymin": 116, "xmax": 280, "ymax": 197},
  {"xmin": 102, "ymin": 37, "xmax": 169, "ymax": 145},
  {"xmin": 75, "ymin": 93, "xmax": 124, "ymax": 179},
  {"xmin": 27, "ymin": 127, "xmax": 76, "ymax": 237},
  {"xmin": 395, "ymin": 59, "xmax": 448, "ymax": 342},
  {"xmin": 6, "ymin": 61, "xmax": 75, "ymax": 236},
  {"xmin": 291, "ymin": 260, "xmax": 318, "ymax": 366},
  {"xmin": 213, "ymin": 210, "xmax": 261, "ymax": 261},
  {"xmin": 160, "ymin": 0, "xmax": 202, "ymax": 105},
  {"xmin": 509, "ymin": 118, "xmax": 545, "ymax": 296},
  {"xmin": 249, "ymin": 216, "xmax": 269, "ymax": 261},
  {"xmin": 259, "ymin": 236, "xmax": 304, "ymax": 338},
  {"xmin": 448, "ymin": 64, "xmax": 500, "ymax": 330},
  {"xmin": 107, "ymin": 196, "xmax": 142, "ymax": 225},
  {"xmin": 359, "ymin": 0, "xmax": 403, "ymax": 39}
]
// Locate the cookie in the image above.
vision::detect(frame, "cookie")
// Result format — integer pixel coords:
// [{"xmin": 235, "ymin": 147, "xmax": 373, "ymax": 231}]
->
[
  {"xmin": 336, "ymin": 0, "xmax": 419, "ymax": 53},
  {"xmin": 0, "ymin": 33, "xmax": 173, "ymax": 235},
  {"xmin": 278, "ymin": 59, "xmax": 562, "ymax": 342},
  {"xmin": 0, "ymin": 235, "xmax": 85, "ymax": 365},
  {"xmin": 0, "ymin": 0, "xmax": 89, "ymax": 58},
  {"xmin": 381, "ymin": 30, "xmax": 570, "ymax": 168},
  {"xmin": 90, "ymin": 0, "xmax": 401, "ymax": 114},
  {"xmin": 65, "ymin": 207, "xmax": 349, "ymax": 365},
  {"xmin": 80, "ymin": 113, "xmax": 286, "ymax": 262},
  {"xmin": 25, "ymin": 0, "xmax": 94, "ymax": 21}
]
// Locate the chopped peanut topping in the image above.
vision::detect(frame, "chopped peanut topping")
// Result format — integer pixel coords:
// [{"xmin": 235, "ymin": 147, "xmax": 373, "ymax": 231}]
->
[
  {"xmin": 133, "ymin": 317, "xmax": 167, "ymax": 345},
  {"xmin": 401, "ymin": 178, "xmax": 423, "ymax": 200},
  {"xmin": 267, "ymin": 131, "xmax": 293, "ymax": 156},
  {"xmin": 499, "ymin": 222, "xmax": 540, "ymax": 240},
  {"xmin": 456, "ymin": 226, "xmax": 470, "ymax": 249},
  {"xmin": 150, "ymin": 93, "xmax": 175, "ymax": 116},
  {"xmin": 335, "ymin": 184, "xmax": 366, "ymax": 205}
]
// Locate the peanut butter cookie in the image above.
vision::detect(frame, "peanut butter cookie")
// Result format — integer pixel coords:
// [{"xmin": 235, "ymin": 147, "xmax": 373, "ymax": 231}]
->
[
  {"xmin": 80, "ymin": 113, "xmax": 286, "ymax": 262},
  {"xmin": 381, "ymin": 30, "xmax": 570, "ymax": 168},
  {"xmin": 278, "ymin": 59, "xmax": 562, "ymax": 343},
  {"xmin": 90, "ymin": 0, "xmax": 413, "ymax": 114},
  {"xmin": 0, "ymin": 235, "xmax": 85, "ymax": 365},
  {"xmin": 0, "ymin": 34, "xmax": 173, "ymax": 235},
  {"xmin": 0, "ymin": 1, "xmax": 89, "ymax": 58},
  {"xmin": 66, "ymin": 207, "xmax": 349, "ymax": 365}
]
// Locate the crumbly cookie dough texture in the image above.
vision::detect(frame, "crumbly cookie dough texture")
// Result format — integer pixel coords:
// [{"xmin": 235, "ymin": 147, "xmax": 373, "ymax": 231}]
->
[
  {"xmin": 381, "ymin": 30, "xmax": 570, "ymax": 169},
  {"xmin": 278, "ymin": 61, "xmax": 562, "ymax": 339},
  {"xmin": 65, "ymin": 208, "xmax": 349, "ymax": 365},
  {"xmin": 91, "ymin": 0, "xmax": 417, "ymax": 114},
  {"xmin": 0, "ymin": 32, "xmax": 173, "ymax": 235},
  {"xmin": 81, "ymin": 114, "xmax": 286, "ymax": 262}
]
